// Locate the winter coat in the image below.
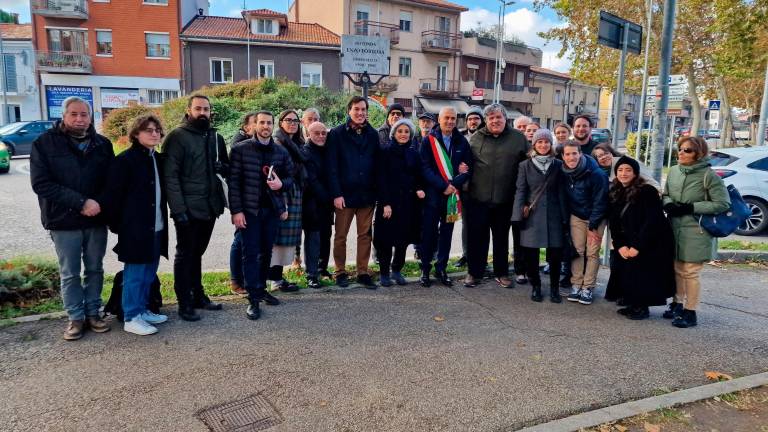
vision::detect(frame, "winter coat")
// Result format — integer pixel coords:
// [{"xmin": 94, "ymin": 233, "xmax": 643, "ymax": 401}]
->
[
  {"xmin": 579, "ymin": 138, "xmax": 599, "ymax": 157},
  {"xmin": 511, "ymin": 158, "xmax": 569, "ymax": 248},
  {"xmin": 162, "ymin": 121, "xmax": 229, "ymax": 220},
  {"xmin": 301, "ymin": 140, "xmax": 333, "ymax": 231},
  {"xmin": 419, "ymin": 126, "xmax": 472, "ymax": 209},
  {"xmin": 562, "ymin": 155, "xmax": 609, "ymax": 230},
  {"xmin": 606, "ymin": 183, "xmax": 676, "ymax": 305},
  {"xmin": 230, "ymin": 130, "xmax": 251, "ymax": 148},
  {"xmin": 377, "ymin": 123, "xmax": 392, "ymax": 149},
  {"xmin": 104, "ymin": 145, "xmax": 169, "ymax": 263},
  {"xmin": 467, "ymin": 125, "xmax": 528, "ymax": 206},
  {"xmin": 30, "ymin": 121, "xmax": 114, "ymax": 230},
  {"xmin": 273, "ymin": 128, "xmax": 308, "ymax": 187},
  {"xmin": 228, "ymin": 137, "xmax": 294, "ymax": 216},
  {"xmin": 374, "ymin": 139, "xmax": 424, "ymax": 247},
  {"xmin": 607, "ymin": 156, "xmax": 661, "ymax": 191},
  {"xmin": 327, "ymin": 119, "xmax": 380, "ymax": 208},
  {"xmin": 662, "ymin": 159, "xmax": 730, "ymax": 263}
]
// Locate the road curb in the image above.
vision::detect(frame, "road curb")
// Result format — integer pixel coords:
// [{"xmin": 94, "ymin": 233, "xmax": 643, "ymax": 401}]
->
[
  {"xmin": 716, "ymin": 249, "xmax": 768, "ymax": 262},
  {"xmin": 514, "ymin": 371, "xmax": 768, "ymax": 432}
]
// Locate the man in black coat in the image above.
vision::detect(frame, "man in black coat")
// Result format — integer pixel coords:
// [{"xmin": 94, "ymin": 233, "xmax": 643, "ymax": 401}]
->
[
  {"xmin": 419, "ymin": 106, "xmax": 472, "ymax": 287},
  {"xmin": 30, "ymin": 96, "xmax": 114, "ymax": 341},
  {"xmin": 301, "ymin": 121, "xmax": 333, "ymax": 288},
  {"xmin": 162, "ymin": 94, "xmax": 229, "ymax": 321},
  {"xmin": 377, "ymin": 103, "xmax": 404, "ymax": 149},
  {"xmin": 229, "ymin": 111, "xmax": 294, "ymax": 320},
  {"xmin": 327, "ymin": 96, "xmax": 381, "ymax": 288}
]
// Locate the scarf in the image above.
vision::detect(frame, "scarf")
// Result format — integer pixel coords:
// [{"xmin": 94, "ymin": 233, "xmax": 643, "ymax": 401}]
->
[
  {"xmin": 428, "ymin": 135, "xmax": 460, "ymax": 222},
  {"xmin": 532, "ymin": 154, "xmax": 553, "ymax": 174},
  {"xmin": 562, "ymin": 154, "xmax": 586, "ymax": 175}
]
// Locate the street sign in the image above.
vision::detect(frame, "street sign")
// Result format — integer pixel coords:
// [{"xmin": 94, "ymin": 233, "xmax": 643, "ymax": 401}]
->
[
  {"xmin": 648, "ymin": 75, "xmax": 686, "ymax": 86},
  {"xmin": 648, "ymin": 85, "xmax": 687, "ymax": 96},
  {"xmin": 708, "ymin": 100, "xmax": 721, "ymax": 111},
  {"xmin": 646, "ymin": 94, "xmax": 685, "ymax": 103},
  {"xmin": 340, "ymin": 35, "xmax": 390, "ymax": 75},
  {"xmin": 598, "ymin": 11, "xmax": 643, "ymax": 55},
  {"xmin": 471, "ymin": 88, "xmax": 484, "ymax": 101}
]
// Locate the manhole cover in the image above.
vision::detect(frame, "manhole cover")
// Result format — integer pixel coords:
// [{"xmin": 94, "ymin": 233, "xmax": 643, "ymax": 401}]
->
[{"xmin": 197, "ymin": 393, "xmax": 283, "ymax": 432}]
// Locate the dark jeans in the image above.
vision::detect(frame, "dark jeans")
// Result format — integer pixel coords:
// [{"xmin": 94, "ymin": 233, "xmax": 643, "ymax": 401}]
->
[
  {"xmin": 466, "ymin": 199, "xmax": 513, "ymax": 278},
  {"xmin": 378, "ymin": 244, "xmax": 407, "ymax": 275},
  {"xmin": 420, "ymin": 204, "xmax": 454, "ymax": 273},
  {"xmin": 173, "ymin": 218, "xmax": 216, "ymax": 310},
  {"xmin": 241, "ymin": 209, "xmax": 279, "ymax": 301},
  {"xmin": 303, "ymin": 229, "xmax": 320, "ymax": 278},
  {"xmin": 522, "ymin": 247, "xmax": 562, "ymax": 292},
  {"xmin": 229, "ymin": 230, "xmax": 243, "ymax": 285}
]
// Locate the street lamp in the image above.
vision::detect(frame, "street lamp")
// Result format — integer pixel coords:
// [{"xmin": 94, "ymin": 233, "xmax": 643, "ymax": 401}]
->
[{"xmin": 493, "ymin": 1, "xmax": 515, "ymax": 104}]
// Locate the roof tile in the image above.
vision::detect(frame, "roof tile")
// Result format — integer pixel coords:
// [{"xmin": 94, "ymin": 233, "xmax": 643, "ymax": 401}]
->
[
  {"xmin": 181, "ymin": 16, "xmax": 340, "ymax": 47},
  {"xmin": 0, "ymin": 23, "xmax": 32, "ymax": 40}
]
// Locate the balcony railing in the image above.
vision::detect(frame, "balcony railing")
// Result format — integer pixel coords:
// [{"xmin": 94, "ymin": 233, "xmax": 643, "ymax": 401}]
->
[
  {"xmin": 419, "ymin": 79, "xmax": 459, "ymax": 97},
  {"xmin": 354, "ymin": 20, "xmax": 400, "ymax": 45},
  {"xmin": 501, "ymin": 84, "xmax": 525, "ymax": 92},
  {"xmin": 354, "ymin": 76, "xmax": 399, "ymax": 93},
  {"xmin": 421, "ymin": 30, "xmax": 461, "ymax": 53},
  {"xmin": 473, "ymin": 80, "xmax": 493, "ymax": 89},
  {"xmin": 31, "ymin": 0, "xmax": 88, "ymax": 19},
  {"xmin": 36, "ymin": 51, "xmax": 92, "ymax": 73}
]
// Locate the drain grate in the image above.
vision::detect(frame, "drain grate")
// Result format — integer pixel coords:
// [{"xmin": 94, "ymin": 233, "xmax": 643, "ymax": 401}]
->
[{"xmin": 197, "ymin": 393, "xmax": 283, "ymax": 432}]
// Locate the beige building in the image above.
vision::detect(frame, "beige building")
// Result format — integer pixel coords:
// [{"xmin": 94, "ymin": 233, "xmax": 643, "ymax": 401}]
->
[
  {"xmin": 530, "ymin": 66, "xmax": 570, "ymax": 129},
  {"xmin": 598, "ymin": 88, "xmax": 642, "ymax": 139},
  {"xmin": 289, "ymin": 0, "xmax": 467, "ymax": 114},
  {"xmin": 569, "ymin": 81, "xmax": 601, "ymax": 125}
]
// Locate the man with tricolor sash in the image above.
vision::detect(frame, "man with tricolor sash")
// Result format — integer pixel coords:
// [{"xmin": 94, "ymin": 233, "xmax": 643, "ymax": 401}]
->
[{"xmin": 418, "ymin": 106, "xmax": 472, "ymax": 287}]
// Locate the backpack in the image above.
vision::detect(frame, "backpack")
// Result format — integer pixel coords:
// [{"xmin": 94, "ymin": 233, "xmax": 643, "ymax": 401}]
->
[
  {"xmin": 696, "ymin": 171, "xmax": 751, "ymax": 238},
  {"xmin": 104, "ymin": 270, "xmax": 163, "ymax": 322}
]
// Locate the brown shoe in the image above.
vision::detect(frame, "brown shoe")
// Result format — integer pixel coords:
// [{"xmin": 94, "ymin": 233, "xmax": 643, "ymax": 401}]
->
[
  {"xmin": 230, "ymin": 280, "xmax": 247, "ymax": 296},
  {"xmin": 495, "ymin": 276, "xmax": 514, "ymax": 289},
  {"xmin": 86, "ymin": 316, "xmax": 111, "ymax": 333},
  {"xmin": 63, "ymin": 320, "xmax": 85, "ymax": 341},
  {"xmin": 463, "ymin": 275, "xmax": 478, "ymax": 288}
]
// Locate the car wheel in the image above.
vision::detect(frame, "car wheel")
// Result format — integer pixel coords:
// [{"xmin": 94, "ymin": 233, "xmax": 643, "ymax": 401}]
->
[{"xmin": 735, "ymin": 198, "xmax": 768, "ymax": 236}]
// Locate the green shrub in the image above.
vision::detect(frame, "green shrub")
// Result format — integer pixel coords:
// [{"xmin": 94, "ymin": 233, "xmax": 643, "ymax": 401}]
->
[
  {"xmin": 0, "ymin": 257, "xmax": 60, "ymax": 305},
  {"xmin": 626, "ymin": 131, "xmax": 677, "ymax": 165}
]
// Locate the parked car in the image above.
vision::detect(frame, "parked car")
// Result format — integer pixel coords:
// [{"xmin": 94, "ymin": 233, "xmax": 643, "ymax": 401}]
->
[
  {"xmin": 708, "ymin": 146, "xmax": 768, "ymax": 235},
  {"xmin": 592, "ymin": 128, "xmax": 612, "ymax": 143},
  {"xmin": 0, "ymin": 121, "xmax": 55, "ymax": 157},
  {"xmin": 0, "ymin": 141, "xmax": 9, "ymax": 174},
  {"xmin": 591, "ymin": 130, "xmax": 611, "ymax": 145}
]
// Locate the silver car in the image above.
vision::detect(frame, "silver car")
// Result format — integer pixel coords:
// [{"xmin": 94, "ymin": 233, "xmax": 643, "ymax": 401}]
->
[{"xmin": 709, "ymin": 146, "xmax": 768, "ymax": 235}]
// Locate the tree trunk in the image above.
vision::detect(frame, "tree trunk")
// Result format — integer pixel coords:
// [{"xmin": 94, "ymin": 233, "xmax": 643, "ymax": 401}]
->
[
  {"xmin": 716, "ymin": 76, "xmax": 733, "ymax": 148},
  {"xmin": 686, "ymin": 65, "xmax": 701, "ymax": 136}
]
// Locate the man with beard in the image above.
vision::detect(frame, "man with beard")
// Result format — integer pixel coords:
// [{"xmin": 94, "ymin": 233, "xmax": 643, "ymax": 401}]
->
[
  {"xmin": 572, "ymin": 115, "xmax": 599, "ymax": 156},
  {"xmin": 163, "ymin": 95, "xmax": 228, "ymax": 321},
  {"xmin": 31, "ymin": 97, "xmax": 114, "ymax": 340},
  {"xmin": 302, "ymin": 121, "xmax": 334, "ymax": 286},
  {"xmin": 377, "ymin": 103, "xmax": 405, "ymax": 149},
  {"xmin": 461, "ymin": 106, "xmax": 485, "ymax": 140}
]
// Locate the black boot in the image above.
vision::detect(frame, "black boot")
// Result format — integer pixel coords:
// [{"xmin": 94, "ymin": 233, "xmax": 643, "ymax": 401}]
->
[
  {"xmin": 672, "ymin": 309, "xmax": 697, "ymax": 328},
  {"xmin": 663, "ymin": 302, "xmax": 683, "ymax": 319},
  {"xmin": 550, "ymin": 287, "xmax": 562, "ymax": 303},
  {"xmin": 420, "ymin": 269, "xmax": 431, "ymax": 287},
  {"xmin": 628, "ymin": 306, "xmax": 650, "ymax": 320},
  {"xmin": 178, "ymin": 306, "xmax": 201, "ymax": 322},
  {"xmin": 246, "ymin": 298, "xmax": 261, "ymax": 320},
  {"xmin": 531, "ymin": 285, "xmax": 543, "ymax": 302}
]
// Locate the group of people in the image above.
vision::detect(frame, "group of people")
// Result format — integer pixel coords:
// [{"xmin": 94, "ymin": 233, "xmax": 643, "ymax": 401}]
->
[{"xmin": 30, "ymin": 93, "xmax": 730, "ymax": 340}]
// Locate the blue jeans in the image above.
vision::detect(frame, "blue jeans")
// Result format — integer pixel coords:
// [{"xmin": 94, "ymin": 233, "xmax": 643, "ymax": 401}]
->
[
  {"xmin": 229, "ymin": 230, "xmax": 244, "ymax": 285},
  {"xmin": 241, "ymin": 209, "xmax": 279, "ymax": 301},
  {"xmin": 50, "ymin": 227, "xmax": 108, "ymax": 321},
  {"xmin": 303, "ymin": 229, "xmax": 320, "ymax": 278},
  {"xmin": 122, "ymin": 233, "xmax": 161, "ymax": 321}
]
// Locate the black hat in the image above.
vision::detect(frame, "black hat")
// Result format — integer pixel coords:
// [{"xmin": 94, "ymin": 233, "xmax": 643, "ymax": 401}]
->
[
  {"xmin": 417, "ymin": 112, "xmax": 436, "ymax": 122},
  {"xmin": 614, "ymin": 155, "xmax": 640, "ymax": 176},
  {"xmin": 387, "ymin": 103, "xmax": 405, "ymax": 117}
]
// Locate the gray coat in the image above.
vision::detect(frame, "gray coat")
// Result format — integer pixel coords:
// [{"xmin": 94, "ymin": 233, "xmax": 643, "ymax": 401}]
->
[{"xmin": 512, "ymin": 158, "xmax": 570, "ymax": 248}]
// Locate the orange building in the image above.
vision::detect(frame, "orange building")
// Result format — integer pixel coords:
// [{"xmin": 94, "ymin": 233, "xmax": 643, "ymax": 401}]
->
[{"xmin": 31, "ymin": 0, "xmax": 207, "ymax": 128}]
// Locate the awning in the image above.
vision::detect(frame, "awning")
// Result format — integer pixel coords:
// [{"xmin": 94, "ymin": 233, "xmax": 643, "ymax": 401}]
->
[
  {"xmin": 416, "ymin": 97, "xmax": 471, "ymax": 115},
  {"xmin": 505, "ymin": 108, "xmax": 525, "ymax": 119}
]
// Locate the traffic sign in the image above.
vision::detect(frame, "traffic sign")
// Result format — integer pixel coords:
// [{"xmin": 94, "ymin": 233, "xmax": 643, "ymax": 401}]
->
[
  {"xmin": 708, "ymin": 100, "xmax": 721, "ymax": 111},
  {"xmin": 648, "ymin": 85, "xmax": 687, "ymax": 96},
  {"xmin": 598, "ymin": 11, "xmax": 643, "ymax": 55},
  {"xmin": 648, "ymin": 75, "xmax": 686, "ymax": 86},
  {"xmin": 646, "ymin": 95, "xmax": 685, "ymax": 103}
]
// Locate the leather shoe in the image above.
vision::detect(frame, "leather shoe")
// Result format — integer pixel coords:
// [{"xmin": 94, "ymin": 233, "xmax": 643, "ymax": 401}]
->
[
  {"xmin": 495, "ymin": 276, "xmax": 514, "ymax": 289},
  {"xmin": 357, "ymin": 274, "xmax": 378, "ymax": 289},
  {"xmin": 263, "ymin": 292, "xmax": 280, "ymax": 306},
  {"xmin": 179, "ymin": 308, "xmax": 201, "ymax": 322},
  {"xmin": 230, "ymin": 280, "xmax": 247, "ymax": 296},
  {"xmin": 63, "ymin": 320, "xmax": 85, "ymax": 341},
  {"xmin": 86, "ymin": 316, "xmax": 111, "ymax": 333},
  {"xmin": 463, "ymin": 275, "xmax": 478, "ymax": 288},
  {"xmin": 420, "ymin": 270, "xmax": 431, "ymax": 287},
  {"xmin": 336, "ymin": 273, "xmax": 350, "ymax": 287},
  {"xmin": 455, "ymin": 256, "xmax": 467, "ymax": 267},
  {"xmin": 194, "ymin": 296, "xmax": 223, "ymax": 311},
  {"xmin": 246, "ymin": 301, "xmax": 261, "ymax": 320},
  {"xmin": 435, "ymin": 269, "xmax": 452, "ymax": 286}
]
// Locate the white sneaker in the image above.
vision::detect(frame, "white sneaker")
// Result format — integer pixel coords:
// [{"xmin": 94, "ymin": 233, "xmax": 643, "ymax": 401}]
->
[
  {"xmin": 124, "ymin": 317, "xmax": 158, "ymax": 336},
  {"xmin": 140, "ymin": 311, "xmax": 168, "ymax": 324}
]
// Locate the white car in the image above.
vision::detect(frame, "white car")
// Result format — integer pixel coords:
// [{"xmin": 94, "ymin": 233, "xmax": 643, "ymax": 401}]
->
[{"xmin": 709, "ymin": 146, "xmax": 768, "ymax": 235}]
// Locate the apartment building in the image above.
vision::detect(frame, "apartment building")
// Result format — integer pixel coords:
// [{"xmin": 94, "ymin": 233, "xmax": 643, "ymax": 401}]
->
[
  {"xmin": 459, "ymin": 36, "xmax": 543, "ymax": 120},
  {"xmin": 180, "ymin": 9, "xmax": 341, "ymax": 93},
  {"xmin": 289, "ymin": 0, "xmax": 467, "ymax": 115},
  {"xmin": 568, "ymin": 80, "xmax": 601, "ymax": 126},
  {"xmin": 31, "ymin": 0, "xmax": 207, "ymax": 128},
  {"xmin": 529, "ymin": 66, "xmax": 570, "ymax": 129},
  {"xmin": 1, "ymin": 24, "xmax": 41, "ymax": 122},
  {"xmin": 598, "ymin": 88, "xmax": 642, "ymax": 139}
]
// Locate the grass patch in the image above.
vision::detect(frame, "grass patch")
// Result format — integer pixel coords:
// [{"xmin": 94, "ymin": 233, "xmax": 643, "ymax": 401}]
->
[{"xmin": 719, "ymin": 240, "xmax": 768, "ymax": 252}]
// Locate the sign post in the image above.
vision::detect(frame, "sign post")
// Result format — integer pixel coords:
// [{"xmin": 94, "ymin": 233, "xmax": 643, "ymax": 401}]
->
[{"xmin": 340, "ymin": 35, "xmax": 390, "ymax": 102}]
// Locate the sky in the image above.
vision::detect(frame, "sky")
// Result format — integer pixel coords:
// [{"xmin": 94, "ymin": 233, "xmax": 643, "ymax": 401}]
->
[{"xmin": 4, "ymin": 0, "xmax": 570, "ymax": 71}]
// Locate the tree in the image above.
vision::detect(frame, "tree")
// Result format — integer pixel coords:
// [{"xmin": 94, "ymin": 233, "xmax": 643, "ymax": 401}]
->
[
  {"xmin": 0, "ymin": 10, "xmax": 19, "ymax": 24},
  {"xmin": 463, "ymin": 24, "xmax": 527, "ymax": 46}
]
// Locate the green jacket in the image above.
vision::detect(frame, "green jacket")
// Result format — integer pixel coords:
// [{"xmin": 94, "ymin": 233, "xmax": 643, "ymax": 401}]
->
[
  {"xmin": 662, "ymin": 159, "xmax": 730, "ymax": 262},
  {"xmin": 162, "ymin": 123, "xmax": 229, "ymax": 220},
  {"xmin": 467, "ymin": 125, "xmax": 529, "ymax": 205}
]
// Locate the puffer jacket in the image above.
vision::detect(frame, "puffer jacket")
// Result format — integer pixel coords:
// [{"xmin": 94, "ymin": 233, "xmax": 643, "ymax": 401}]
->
[
  {"xmin": 228, "ymin": 137, "xmax": 294, "ymax": 216},
  {"xmin": 562, "ymin": 154, "xmax": 609, "ymax": 230},
  {"xmin": 662, "ymin": 158, "xmax": 730, "ymax": 262}
]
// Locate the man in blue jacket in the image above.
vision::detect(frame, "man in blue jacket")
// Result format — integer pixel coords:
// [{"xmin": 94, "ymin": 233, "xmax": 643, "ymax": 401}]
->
[
  {"xmin": 419, "ymin": 106, "xmax": 472, "ymax": 287},
  {"xmin": 327, "ymin": 96, "xmax": 380, "ymax": 288},
  {"xmin": 561, "ymin": 141, "xmax": 608, "ymax": 305}
]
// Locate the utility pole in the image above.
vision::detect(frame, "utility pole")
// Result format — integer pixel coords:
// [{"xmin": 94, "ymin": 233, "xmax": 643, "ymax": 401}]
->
[
  {"xmin": 756, "ymin": 60, "xmax": 768, "ymax": 146},
  {"xmin": 0, "ymin": 28, "xmax": 8, "ymax": 126},
  {"xmin": 611, "ymin": 24, "xmax": 629, "ymax": 149},
  {"xmin": 650, "ymin": 0, "xmax": 677, "ymax": 183},
  {"xmin": 635, "ymin": 0, "xmax": 653, "ymax": 160},
  {"xmin": 492, "ymin": 1, "xmax": 513, "ymax": 104}
]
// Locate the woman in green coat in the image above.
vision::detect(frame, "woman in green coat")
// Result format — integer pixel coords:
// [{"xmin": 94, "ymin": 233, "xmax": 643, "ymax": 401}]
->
[{"xmin": 662, "ymin": 136, "xmax": 730, "ymax": 328}]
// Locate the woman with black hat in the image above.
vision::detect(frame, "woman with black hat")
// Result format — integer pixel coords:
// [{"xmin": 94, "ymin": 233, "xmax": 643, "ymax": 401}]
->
[{"xmin": 606, "ymin": 156, "xmax": 676, "ymax": 320}]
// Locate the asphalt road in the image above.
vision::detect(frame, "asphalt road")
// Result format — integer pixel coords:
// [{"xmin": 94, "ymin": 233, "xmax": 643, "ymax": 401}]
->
[{"xmin": 1, "ymin": 265, "xmax": 767, "ymax": 431}]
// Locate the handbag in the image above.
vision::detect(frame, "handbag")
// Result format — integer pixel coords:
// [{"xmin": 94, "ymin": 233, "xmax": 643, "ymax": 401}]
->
[
  {"xmin": 695, "ymin": 169, "xmax": 750, "ymax": 238},
  {"xmin": 522, "ymin": 172, "xmax": 554, "ymax": 219}
]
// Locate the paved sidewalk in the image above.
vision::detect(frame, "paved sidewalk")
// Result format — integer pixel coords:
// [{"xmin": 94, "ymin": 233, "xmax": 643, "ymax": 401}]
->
[{"xmin": 1, "ymin": 265, "xmax": 767, "ymax": 431}]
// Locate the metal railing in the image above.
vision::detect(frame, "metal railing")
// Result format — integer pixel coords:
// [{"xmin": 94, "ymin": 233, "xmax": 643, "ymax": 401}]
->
[
  {"xmin": 421, "ymin": 30, "xmax": 461, "ymax": 52},
  {"xmin": 31, "ymin": 0, "xmax": 88, "ymax": 18},
  {"xmin": 36, "ymin": 51, "xmax": 92, "ymax": 73},
  {"xmin": 419, "ymin": 78, "xmax": 459, "ymax": 96},
  {"xmin": 353, "ymin": 20, "xmax": 400, "ymax": 45}
]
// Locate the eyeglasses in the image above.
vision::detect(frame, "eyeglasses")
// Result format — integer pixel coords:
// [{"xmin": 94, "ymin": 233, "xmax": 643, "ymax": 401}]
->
[
  {"xmin": 282, "ymin": 118, "xmax": 300, "ymax": 124},
  {"xmin": 143, "ymin": 128, "xmax": 163, "ymax": 135},
  {"xmin": 595, "ymin": 153, "xmax": 611, "ymax": 159},
  {"xmin": 678, "ymin": 147, "xmax": 695, "ymax": 154}
]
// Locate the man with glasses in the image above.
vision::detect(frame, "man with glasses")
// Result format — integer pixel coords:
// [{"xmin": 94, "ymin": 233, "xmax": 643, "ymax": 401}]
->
[
  {"xmin": 377, "ymin": 103, "xmax": 405, "ymax": 149},
  {"xmin": 301, "ymin": 121, "xmax": 333, "ymax": 287}
]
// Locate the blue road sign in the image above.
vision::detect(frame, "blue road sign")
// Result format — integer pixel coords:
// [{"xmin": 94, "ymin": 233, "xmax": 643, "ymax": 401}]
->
[{"xmin": 708, "ymin": 100, "xmax": 721, "ymax": 111}]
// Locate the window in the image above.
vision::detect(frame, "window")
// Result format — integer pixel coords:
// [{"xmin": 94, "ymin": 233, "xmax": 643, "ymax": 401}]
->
[
  {"xmin": 256, "ymin": 19, "xmax": 274, "ymax": 34},
  {"xmin": 356, "ymin": 6, "xmax": 370, "ymax": 35},
  {"xmin": 398, "ymin": 57, "xmax": 411, "ymax": 77},
  {"xmin": 467, "ymin": 67, "xmax": 478, "ymax": 82},
  {"xmin": 210, "ymin": 58, "xmax": 233, "ymax": 83},
  {"xmin": 46, "ymin": 29, "xmax": 87, "ymax": 53},
  {"xmin": 2, "ymin": 54, "xmax": 17, "ymax": 93},
  {"xmin": 747, "ymin": 157, "xmax": 768, "ymax": 172},
  {"xmin": 516, "ymin": 71, "xmax": 525, "ymax": 86},
  {"xmin": 554, "ymin": 89, "xmax": 562, "ymax": 105},
  {"xmin": 143, "ymin": 0, "xmax": 168, "ymax": 4},
  {"xmin": 147, "ymin": 89, "xmax": 179, "ymax": 105},
  {"xmin": 258, "ymin": 60, "xmax": 274, "ymax": 79},
  {"xmin": 399, "ymin": 11, "xmax": 412, "ymax": 32},
  {"xmin": 145, "ymin": 33, "xmax": 170, "ymax": 58},
  {"xmin": 96, "ymin": 30, "xmax": 112, "ymax": 55},
  {"xmin": 301, "ymin": 63, "xmax": 322, "ymax": 87}
]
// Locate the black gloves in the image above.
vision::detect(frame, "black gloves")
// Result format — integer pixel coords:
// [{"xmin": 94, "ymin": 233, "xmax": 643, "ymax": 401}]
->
[
  {"xmin": 172, "ymin": 212, "xmax": 191, "ymax": 227},
  {"xmin": 664, "ymin": 202, "xmax": 694, "ymax": 217}
]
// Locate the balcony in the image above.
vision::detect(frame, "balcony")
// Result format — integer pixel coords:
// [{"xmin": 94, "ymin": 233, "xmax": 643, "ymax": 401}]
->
[
  {"xmin": 421, "ymin": 31, "xmax": 461, "ymax": 54},
  {"xmin": 354, "ymin": 20, "xmax": 400, "ymax": 45},
  {"xmin": 419, "ymin": 79, "xmax": 459, "ymax": 97},
  {"xmin": 354, "ymin": 76, "xmax": 399, "ymax": 93},
  {"xmin": 31, "ymin": 0, "xmax": 88, "ymax": 19},
  {"xmin": 461, "ymin": 36, "xmax": 542, "ymax": 66},
  {"xmin": 36, "ymin": 51, "xmax": 92, "ymax": 74}
]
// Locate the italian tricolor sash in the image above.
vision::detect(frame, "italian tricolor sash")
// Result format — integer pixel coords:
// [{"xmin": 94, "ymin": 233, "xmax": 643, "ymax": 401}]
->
[{"xmin": 428, "ymin": 135, "xmax": 461, "ymax": 223}]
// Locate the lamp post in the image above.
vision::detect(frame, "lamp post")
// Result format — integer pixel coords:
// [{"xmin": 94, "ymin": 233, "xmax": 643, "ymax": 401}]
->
[{"xmin": 493, "ymin": 1, "xmax": 514, "ymax": 104}]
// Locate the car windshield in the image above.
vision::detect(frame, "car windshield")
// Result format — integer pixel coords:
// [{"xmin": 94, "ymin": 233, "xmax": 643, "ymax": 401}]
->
[
  {"xmin": 0, "ymin": 122, "xmax": 27, "ymax": 135},
  {"xmin": 709, "ymin": 151, "xmax": 737, "ymax": 166}
]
